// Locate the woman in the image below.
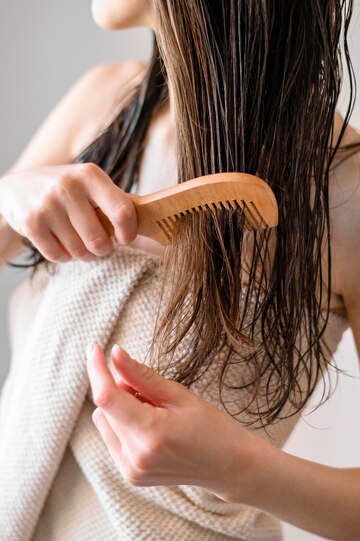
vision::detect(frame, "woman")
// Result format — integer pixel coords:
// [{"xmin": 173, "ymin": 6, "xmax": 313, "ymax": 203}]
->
[{"xmin": 0, "ymin": 1, "xmax": 359, "ymax": 540}]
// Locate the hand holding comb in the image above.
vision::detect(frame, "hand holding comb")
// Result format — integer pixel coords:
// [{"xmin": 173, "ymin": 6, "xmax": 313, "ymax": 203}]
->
[{"xmin": 95, "ymin": 172, "xmax": 278, "ymax": 245}]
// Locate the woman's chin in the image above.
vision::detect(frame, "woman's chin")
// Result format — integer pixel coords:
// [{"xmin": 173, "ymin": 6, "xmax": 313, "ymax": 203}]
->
[
  {"xmin": 91, "ymin": 0, "xmax": 153, "ymax": 31},
  {"xmin": 91, "ymin": 5, "xmax": 119, "ymax": 30}
]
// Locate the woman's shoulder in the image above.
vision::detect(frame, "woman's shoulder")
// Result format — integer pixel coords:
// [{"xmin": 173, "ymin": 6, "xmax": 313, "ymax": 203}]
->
[
  {"xmin": 70, "ymin": 60, "xmax": 148, "ymax": 159},
  {"xmin": 330, "ymin": 111, "xmax": 360, "ymax": 185},
  {"xmin": 333, "ymin": 111, "xmax": 360, "ymax": 149},
  {"xmin": 329, "ymin": 111, "xmax": 360, "ymax": 252},
  {"xmin": 328, "ymin": 111, "xmax": 360, "ymax": 331}
]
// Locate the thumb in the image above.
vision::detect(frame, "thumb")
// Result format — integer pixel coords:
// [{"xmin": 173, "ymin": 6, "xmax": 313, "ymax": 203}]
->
[
  {"xmin": 103, "ymin": 183, "xmax": 138, "ymax": 245},
  {"xmin": 83, "ymin": 164, "xmax": 137, "ymax": 245},
  {"xmin": 111, "ymin": 344, "xmax": 184, "ymax": 406},
  {"xmin": 94, "ymin": 193, "xmax": 137, "ymax": 245}
]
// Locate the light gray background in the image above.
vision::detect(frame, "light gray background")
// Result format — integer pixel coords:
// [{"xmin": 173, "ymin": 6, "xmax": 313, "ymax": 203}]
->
[{"xmin": 0, "ymin": 2, "xmax": 359, "ymax": 541}]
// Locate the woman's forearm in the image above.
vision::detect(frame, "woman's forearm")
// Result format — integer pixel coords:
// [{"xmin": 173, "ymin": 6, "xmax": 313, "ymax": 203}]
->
[{"xmin": 232, "ymin": 433, "xmax": 360, "ymax": 541}]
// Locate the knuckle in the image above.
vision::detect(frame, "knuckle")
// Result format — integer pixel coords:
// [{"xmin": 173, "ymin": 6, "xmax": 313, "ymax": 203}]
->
[
  {"xmin": 136, "ymin": 362, "xmax": 156, "ymax": 382},
  {"xmin": 133, "ymin": 439, "xmax": 162, "ymax": 471},
  {"xmin": 123, "ymin": 466, "xmax": 143, "ymax": 486},
  {"xmin": 44, "ymin": 191, "xmax": 61, "ymax": 210},
  {"xmin": 147, "ymin": 436, "xmax": 164, "ymax": 457},
  {"xmin": 34, "ymin": 240, "xmax": 67, "ymax": 262},
  {"xmin": 78, "ymin": 162, "xmax": 100, "ymax": 177},
  {"xmin": 70, "ymin": 245, "xmax": 89, "ymax": 259},
  {"xmin": 56, "ymin": 176, "xmax": 76, "ymax": 200},
  {"xmin": 133, "ymin": 452, "xmax": 149, "ymax": 472},
  {"xmin": 42, "ymin": 193, "xmax": 59, "ymax": 214},
  {"xmin": 22, "ymin": 212, "xmax": 42, "ymax": 236},
  {"xmin": 112, "ymin": 203, "xmax": 135, "ymax": 226},
  {"xmin": 93, "ymin": 388, "xmax": 113, "ymax": 409},
  {"xmin": 44, "ymin": 183, "xmax": 63, "ymax": 204},
  {"xmin": 86, "ymin": 235, "xmax": 109, "ymax": 252},
  {"xmin": 35, "ymin": 205, "xmax": 51, "ymax": 223}
]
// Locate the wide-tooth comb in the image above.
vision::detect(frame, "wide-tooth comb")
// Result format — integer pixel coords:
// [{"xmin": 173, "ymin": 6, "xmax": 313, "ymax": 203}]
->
[{"xmin": 95, "ymin": 172, "xmax": 278, "ymax": 245}]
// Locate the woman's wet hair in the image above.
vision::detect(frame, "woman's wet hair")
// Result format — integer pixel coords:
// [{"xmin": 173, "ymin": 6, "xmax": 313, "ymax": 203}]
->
[{"xmin": 14, "ymin": 1, "xmax": 360, "ymax": 429}]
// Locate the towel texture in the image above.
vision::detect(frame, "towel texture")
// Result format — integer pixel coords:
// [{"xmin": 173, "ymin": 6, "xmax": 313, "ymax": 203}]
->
[{"xmin": 0, "ymin": 243, "xmax": 348, "ymax": 541}]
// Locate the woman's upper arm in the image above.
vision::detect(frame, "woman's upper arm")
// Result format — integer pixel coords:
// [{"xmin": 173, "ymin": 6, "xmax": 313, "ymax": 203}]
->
[
  {"xmin": 0, "ymin": 60, "xmax": 147, "ymax": 265},
  {"xmin": 6, "ymin": 60, "xmax": 146, "ymax": 172}
]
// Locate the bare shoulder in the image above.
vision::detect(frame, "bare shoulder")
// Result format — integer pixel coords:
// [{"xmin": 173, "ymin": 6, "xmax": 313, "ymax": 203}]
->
[
  {"xmin": 70, "ymin": 59, "xmax": 148, "ymax": 159},
  {"xmin": 7, "ymin": 60, "xmax": 148, "ymax": 172},
  {"xmin": 329, "ymin": 111, "xmax": 360, "ymax": 351}
]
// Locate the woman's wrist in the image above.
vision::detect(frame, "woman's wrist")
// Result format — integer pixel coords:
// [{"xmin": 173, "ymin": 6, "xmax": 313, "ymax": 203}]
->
[
  {"xmin": 204, "ymin": 422, "xmax": 276, "ymax": 505},
  {"xmin": 225, "ymin": 425, "xmax": 360, "ymax": 540},
  {"xmin": 224, "ymin": 426, "xmax": 279, "ymax": 505}
]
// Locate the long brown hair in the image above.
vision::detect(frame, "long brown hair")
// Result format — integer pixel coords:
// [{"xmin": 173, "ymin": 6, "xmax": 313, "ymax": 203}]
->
[{"xmin": 12, "ymin": 1, "xmax": 360, "ymax": 427}]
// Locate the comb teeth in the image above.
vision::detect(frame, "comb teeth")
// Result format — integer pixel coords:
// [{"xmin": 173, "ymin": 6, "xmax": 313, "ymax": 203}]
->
[
  {"xmin": 249, "ymin": 200, "xmax": 267, "ymax": 227},
  {"xmin": 234, "ymin": 199, "xmax": 269, "ymax": 230},
  {"xmin": 156, "ymin": 198, "xmax": 268, "ymax": 240},
  {"xmin": 156, "ymin": 219, "xmax": 172, "ymax": 242}
]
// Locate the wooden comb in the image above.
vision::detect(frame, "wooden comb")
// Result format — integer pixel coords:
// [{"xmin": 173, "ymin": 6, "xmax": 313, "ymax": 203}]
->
[{"xmin": 95, "ymin": 172, "xmax": 278, "ymax": 245}]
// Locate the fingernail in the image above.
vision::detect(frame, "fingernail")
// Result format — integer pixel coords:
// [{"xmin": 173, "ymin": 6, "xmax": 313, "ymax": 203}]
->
[
  {"xmin": 111, "ymin": 344, "xmax": 121, "ymax": 356},
  {"xmin": 92, "ymin": 408, "xmax": 102, "ymax": 424},
  {"xmin": 98, "ymin": 245, "xmax": 113, "ymax": 257},
  {"xmin": 87, "ymin": 343, "xmax": 96, "ymax": 357}
]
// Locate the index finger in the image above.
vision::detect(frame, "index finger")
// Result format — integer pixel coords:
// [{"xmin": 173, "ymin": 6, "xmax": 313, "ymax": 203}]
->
[{"xmin": 86, "ymin": 343, "xmax": 147, "ymax": 429}]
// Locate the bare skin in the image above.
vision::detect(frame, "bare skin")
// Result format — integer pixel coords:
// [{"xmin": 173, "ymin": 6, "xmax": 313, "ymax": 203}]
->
[{"xmin": 1, "ymin": 2, "xmax": 360, "ymax": 538}]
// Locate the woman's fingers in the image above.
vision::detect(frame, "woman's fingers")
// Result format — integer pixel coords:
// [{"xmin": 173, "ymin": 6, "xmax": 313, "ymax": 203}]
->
[
  {"xmin": 80, "ymin": 163, "xmax": 137, "ymax": 245},
  {"xmin": 111, "ymin": 344, "xmax": 183, "ymax": 407},
  {"xmin": 92, "ymin": 407, "xmax": 157, "ymax": 487},
  {"xmin": 64, "ymin": 193, "xmax": 114, "ymax": 257},
  {"xmin": 46, "ymin": 206, "xmax": 95, "ymax": 260},
  {"xmin": 86, "ymin": 343, "xmax": 148, "ymax": 431},
  {"xmin": 92, "ymin": 408, "xmax": 122, "ymax": 460},
  {"xmin": 28, "ymin": 228, "xmax": 72, "ymax": 263},
  {"xmin": 115, "ymin": 378, "xmax": 135, "ymax": 394},
  {"xmin": 45, "ymin": 190, "xmax": 113, "ymax": 259},
  {"xmin": 0, "ymin": 162, "xmax": 139, "ymax": 265}
]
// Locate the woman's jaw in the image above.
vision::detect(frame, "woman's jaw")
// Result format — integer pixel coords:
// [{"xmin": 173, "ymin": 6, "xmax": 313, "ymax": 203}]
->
[{"xmin": 91, "ymin": 0, "xmax": 155, "ymax": 31}]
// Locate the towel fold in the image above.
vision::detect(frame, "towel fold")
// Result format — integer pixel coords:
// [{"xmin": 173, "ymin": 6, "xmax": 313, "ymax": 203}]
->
[
  {"xmin": 1, "ymin": 243, "xmax": 348, "ymax": 541},
  {"xmin": 0, "ymin": 245, "xmax": 158, "ymax": 540}
]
